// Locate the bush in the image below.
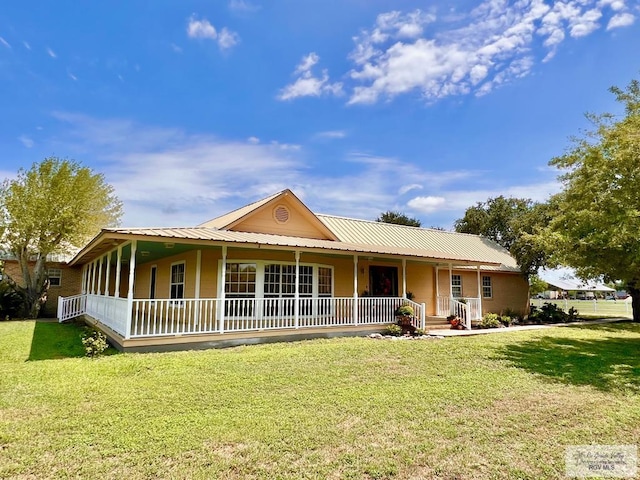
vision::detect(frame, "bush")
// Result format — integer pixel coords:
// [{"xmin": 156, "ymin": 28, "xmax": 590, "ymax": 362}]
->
[
  {"xmin": 0, "ymin": 281, "xmax": 23, "ymax": 320},
  {"xmin": 395, "ymin": 304, "xmax": 414, "ymax": 317},
  {"xmin": 81, "ymin": 328, "xmax": 109, "ymax": 357},
  {"xmin": 528, "ymin": 302, "xmax": 568, "ymax": 324},
  {"xmin": 382, "ymin": 324, "xmax": 402, "ymax": 336},
  {"xmin": 499, "ymin": 315, "xmax": 514, "ymax": 327},
  {"xmin": 480, "ymin": 313, "xmax": 501, "ymax": 329}
]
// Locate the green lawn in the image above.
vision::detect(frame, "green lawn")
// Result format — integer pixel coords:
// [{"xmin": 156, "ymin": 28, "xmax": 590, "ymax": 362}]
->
[{"xmin": 1, "ymin": 320, "xmax": 639, "ymax": 479}]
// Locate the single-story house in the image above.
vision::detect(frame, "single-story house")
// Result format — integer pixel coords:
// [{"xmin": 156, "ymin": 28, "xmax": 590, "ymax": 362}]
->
[{"xmin": 55, "ymin": 189, "xmax": 529, "ymax": 351}]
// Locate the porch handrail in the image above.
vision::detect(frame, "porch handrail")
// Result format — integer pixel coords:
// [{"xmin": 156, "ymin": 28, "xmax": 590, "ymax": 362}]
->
[
  {"xmin": 450, "ymin": 298, "xmax": 471, "ymax": 329},
  {"xmin": 57, "ymin": 294, "xmax": 87, "ymax": 323}
]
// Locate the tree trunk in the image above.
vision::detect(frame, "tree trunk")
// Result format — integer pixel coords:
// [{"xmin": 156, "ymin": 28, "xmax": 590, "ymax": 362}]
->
[{"xmin": 627, "ymin": 284, "xmax": 640, "ymax": 323}]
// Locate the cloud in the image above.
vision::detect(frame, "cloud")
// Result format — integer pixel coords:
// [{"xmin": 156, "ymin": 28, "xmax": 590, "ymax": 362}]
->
[
  {"xmin": 0, "ymin": 36, "xmax": 11, "ymax": 48},
  {"xmin": 229, "ymin": 0, "xmax": 260, "ymax": 13},
  {"xmin": 170, "ymin": 43, "xmax": 183, "ymax": 53},
  {"xmin": 607, "ymin": 12, "xmax": 635, "ymax": 29},
  {"xmin": 23, "ymin": 41, "xmax": 30, "ymax": 50},
  {"xmin": 315, "ymin": 130, "xmax": 346, "ymax": 139},
  {"xmin": 18, "ymin": 135, "xmax": 34, "ymax": 148},
  {"xmin": 46, "ymin": 47, "xmax": 56, "ymax": 58},
  {"xmin": 49, "ymin": 112, "xmax": 562, "ymax": 228},
  {"xmin": 309, "ymin": 0, "xmax": 637, "ymax": 105},
  {"xmin": 278, "ymin": 53, "xmax": 343, "ymax": 100},
  {"xmin": 187, "ymin": 15, "xmax": 240, "ymax": 51},
  {"xmin": 68, "ymin": 72, "xmax": 78, "ymax": 81}
]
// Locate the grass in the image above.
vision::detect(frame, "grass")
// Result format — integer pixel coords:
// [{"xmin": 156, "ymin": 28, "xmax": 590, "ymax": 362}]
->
[
  {"xmin": 1, "ymin": 320, "xmax": 639, "ymax": 479},
  {"xmin": 530, "ymin": 298, "xmax": 633, "ymax": 318}
]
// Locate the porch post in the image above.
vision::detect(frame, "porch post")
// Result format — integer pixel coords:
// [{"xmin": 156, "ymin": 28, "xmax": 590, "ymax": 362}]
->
[
  {"xmin": 294, "ymin": 251, "xmax": 300, "ymax": 329},
  {"xmin": 90, "ymin": 260, "xmax": 97, "ymax": 295},
  {"xmin": 97, "ymin": 255, "xmax": 103, "ymax": 295},
  {"xmin": 81, "ymin": 264, "xmax": 87, "ymax": 294},
  {"xmin": 477, "ymin": 266, "xmax": 482, "ymax": 318},
  {"xmin": 448, "ymin": 263, "xmax": 453, "ymax": 299},
  {"xmin": 194, "ymin": 250, "xmax": 201, "ymax": 325},
  {"xmin": 353, "ymin": 255, "xmax": 359, "ymax": 326},
  {"xmin": 125, "ymin": 240, "xmax": 137, "ymax": 340},
  {"xmin": 114, "ymin": 245, "xmax": 122, "ymax": 298},
  {"xmin": 402, "ymin": 259, "xmax": 407, "ymax": 299},
  {"xmin": 104, "ymin": 253, "xmax": 111, "ymax": 297},
  {"xmin": 219, "ymin": 246, "xmax": 227, "ymax": 334}
]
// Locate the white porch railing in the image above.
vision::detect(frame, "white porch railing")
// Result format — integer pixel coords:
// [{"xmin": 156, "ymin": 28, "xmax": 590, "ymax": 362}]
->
[
  {"xmin": 58, "ymin": 295, "xmax": 426, "ymax": 339},
  {"xmin": 437, "ymin": 296, "xmax": 482, "ymax": 328},
  {"xmin": 57, "ymin": 294, "xmax": 87, "ymax": 322}
]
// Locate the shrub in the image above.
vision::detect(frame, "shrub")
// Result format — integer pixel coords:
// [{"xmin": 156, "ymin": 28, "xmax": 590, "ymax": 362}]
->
[
  {"xmin": 529, "ymin": 302, "xmax": 568, "ymax": 324},
  {"xmin": 382, "ymin": 324, "xmax": 402, "ymax": 336},
  {"xmin": 0, "ymin": 281, "xmax": 23, "ymax": 320},
  {"xmin": 414, "ymin": 328, "xmax": 426, "ymax": 336},
  {"xmin": 480, "ymin": 313, "xmax": 501, "ymax": 329},
  {"xmin": 395, "ymin": 304, "xmax": 414, "ymax": 317},
  {"xmin": 499, "ymin": 315, "xmax": 514, "ymax": 327},
  {"xmin": 81, "ymin": 328, "xmax": 109, "ymax": 357}
]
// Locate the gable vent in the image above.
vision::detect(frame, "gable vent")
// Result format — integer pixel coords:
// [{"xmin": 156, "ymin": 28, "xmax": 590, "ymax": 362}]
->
[{"xmin": 273, "ymin": 205, "xmax": 290, "ymax": 224}]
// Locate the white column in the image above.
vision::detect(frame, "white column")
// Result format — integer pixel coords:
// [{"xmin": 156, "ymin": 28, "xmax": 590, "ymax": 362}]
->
[
  {"xmin": 97, "ymin": 256, "xmax": 103, "ymax": 295},
  {"xmin": 81, "ymin": 264, "xmax": 87, "ymax": 294},
  {"xmin": 402, "ymin": 259, "xmax": 407, "ymax": 299},
  {"xmin": 294, "ymin": 251, "xmax": 300, "ymax": 329},
  {"xmin": 194, "ymin": 250, "xmax": 202, "ymax": 325},
  {"xmin": 448, "ymin": 263, "xmax": 453, "ymax": 299},
  {"xmin": 477, "ymin": 266, "xmax": 483, "ymax": 318},
  {"xmin": 114, "ymin": 245, "xmax": 123, "ymax": 298},
  {"xmin": 124, "ymin": 240, "xmax": 137, "ymax": 340},
  {"xmin": 104, "ymin": 253, "xmax": 111, "ymax": 297},
  {"xmin": 353, "ymin": 255, "xmax": 359, "ymax": 326},
  {"xmin": 219, "ymin": 246, "xmax": 227, "ymax": 334},
  {"xmin": 90, "ymin": 260, "xmax": 97, "ymax": 295}
]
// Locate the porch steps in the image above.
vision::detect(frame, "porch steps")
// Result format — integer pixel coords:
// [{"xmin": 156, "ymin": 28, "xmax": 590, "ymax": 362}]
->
[{"xmin": 424, "ymin": 316, "xmax": 450, "ymax": 329}]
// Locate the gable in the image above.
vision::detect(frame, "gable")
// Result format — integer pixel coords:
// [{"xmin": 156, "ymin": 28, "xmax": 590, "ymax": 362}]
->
[{"xmin": 230, "ymin": 194, "xmax": 335, "ymax": 240}]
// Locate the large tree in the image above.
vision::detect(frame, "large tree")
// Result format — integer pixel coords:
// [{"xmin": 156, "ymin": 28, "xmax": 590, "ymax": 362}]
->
[
  {"xmin": 376, "ymin": 211, "xmax": 421, "ymax": 227},
  {"xmin": 0, "ymin": 157, "xmax": 123, "ymax": 318},
  {"xmin": 542, "ymin": 78, "xmax": 640, "ymax": 322},
  {"xmin": 454, "ymin": 196, "xmax": 550, "ymax": 275}
]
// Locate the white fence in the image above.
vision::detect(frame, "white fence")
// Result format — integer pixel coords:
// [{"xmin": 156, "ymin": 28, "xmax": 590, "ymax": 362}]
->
[
  {"xmin": 58, "ymin": 295, "xmax": 426, "ymax": 339},
  {"xmin": 530, "ymin": 298, "xmax": 633, "ymax": 318}
]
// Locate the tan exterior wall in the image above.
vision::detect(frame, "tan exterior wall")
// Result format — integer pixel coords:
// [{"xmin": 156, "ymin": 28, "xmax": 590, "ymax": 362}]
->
[
  {"xmin": 232, "ymin": 197, "xmax": 332, "ymax": 240},
  {"xmin": 436, "ymin": 268, "xmax": 529, "ymax": 317},
  {"xmin": 2, "ymin": 260, "xmax": 83, "ymax": 316}
]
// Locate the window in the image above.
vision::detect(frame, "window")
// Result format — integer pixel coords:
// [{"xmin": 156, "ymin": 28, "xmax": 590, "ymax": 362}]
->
[
  {"xmin": 170, "ymin": 262, "xmax": 185, "ymax": 301},
  {"xmin": 482, "ymin": 276, "xmax": 492, "ymax": 298},
  {"xmin": 318, "ymin": 267, "xmax": 332, "ymax": 297},
  {"xmin": 451, "ymin": 274, "xmax": 462, "ymax": 298},
  {"xmin": 225, "ymin": 263, "xmax": 257, "ymax": 296},
  {"xmin": 48, "ymin": 268, "xmax": 62, "ymax": 287}
]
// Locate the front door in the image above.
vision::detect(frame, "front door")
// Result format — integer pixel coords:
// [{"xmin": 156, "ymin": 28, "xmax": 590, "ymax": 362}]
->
[{"xmin": 369, "ymin": 266, "xmax": 398, "ymax": 297}]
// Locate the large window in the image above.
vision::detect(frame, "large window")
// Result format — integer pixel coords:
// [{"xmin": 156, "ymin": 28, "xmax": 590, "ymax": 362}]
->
[
  {"xmin": 225, "ymin": 263, "xmax": 257, "ymax": 297},
  {"xmin": 48, "ymin": 268, "xmax": 62, "ymax": 287},
  {"xmin": 451, "ymin": 274, "xmax": 462, "ymax": 298},
  {"xmin": 170, "ymin": 262, "xmax": 185, "ymax": 300},
  {"xmin": 482, "ymin": 276, "xmax": 492, "ymax": 299}
]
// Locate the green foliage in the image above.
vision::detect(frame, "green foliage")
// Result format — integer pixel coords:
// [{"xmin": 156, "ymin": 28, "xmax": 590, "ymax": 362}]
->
[
  {"xmin": 81, "ymin": 328, "xmax": 109, "ymax": 357},
  {"xmin": 0, "ymin": 281, "xmax": 22, "ymax": 319},
  {"xmin": 395, "ymin": 304, "xmax": 414, "ymax": 317},
  {"xmin": 542, "ymin": 78, "xmax": 640, "ymax": 321},
  {"xmin": 382, "ymin": 324, "xmax": 402, "ymax": 336},
  {"xmin": 376, "ymin": 211, "xmax": 421, "ymax": 227},
  {"xmin": 454, "ymin": 196, "xmax": 551, "ymax": 275},
  {"xmin": 0, "ymin": 157, "xmax": 123, "ymax": 318},
  {"xmin": 528, "ymin": 274, "xmax": 548, "ymax": 296},
  {"xmin": 480, "ymin": 313, "xmax": 501, "ymax": 328},
  {"xmin": 529, "ymin": 302, "xmax": 569, "ymax": 324}
]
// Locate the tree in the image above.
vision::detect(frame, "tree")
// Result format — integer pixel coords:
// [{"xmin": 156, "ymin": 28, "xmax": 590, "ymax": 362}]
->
[
  {"xmin": 542, "ymin": 78, "xmax": 640, "ymax": 321},
  {"xmin": 454, "ymin": 196, "xmax": 550, "ymax": 275},
  {"xmin": 376, "ymin": 211, "xmax": 421, "ymax": 227},
  {"xmin": 0, "ymin": 157, "xmax": 123, "ymax": 318}
]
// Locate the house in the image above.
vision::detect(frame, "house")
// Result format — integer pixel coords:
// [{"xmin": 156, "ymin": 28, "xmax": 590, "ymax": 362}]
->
[{"xmin": 57, "ymin": 189, "xmax": 529, "ymax": 351}]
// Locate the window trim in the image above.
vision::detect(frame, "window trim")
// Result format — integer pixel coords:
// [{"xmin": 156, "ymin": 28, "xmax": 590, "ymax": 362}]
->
[
  {"xmin": 169, "ymin": 261, "xmax": 185, "ymax": 304},
  {"xmin": 451, "ymin": 274, "xmax": 462, "ymax": 298},
  {"xmin": 482, "ymin": 275, "xmax": 493, "ymax": 299},
  {"xmin": 48, "ymin": 268, "xmax": 62, "ymax": 287}
]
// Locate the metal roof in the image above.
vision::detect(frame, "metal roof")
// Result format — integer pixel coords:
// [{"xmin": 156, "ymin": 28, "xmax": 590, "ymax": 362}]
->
[{"xmin": 317, "ymin": 214, "xmax": 519, "ymax": 270}]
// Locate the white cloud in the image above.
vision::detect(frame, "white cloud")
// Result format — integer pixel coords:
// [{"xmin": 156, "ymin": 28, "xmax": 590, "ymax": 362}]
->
[
  {"xmin": 23, "ymin": 41, "xmax": 30, "ymax": 50},
  {"xmin": 0, "ymin": 36, "xmax": 11, "ymax": 48},
  {"xmin": 247, "ymin": 136, "xmax": 260, "ymax": 144},
  {"xmin": 278, "ymin": 53, "xmax": 343, "ymax": 101},
  {"xmin": 607, "ymin": 12, "xmax": 635, "ymax": 29},
  {"xmin": 399, "ymin": 184, "xmax": 422, "ymax": 195},
  {"xmin": 187, "ymin": 16, "xmax": 217, "ymax": 40},
  {"xmin": 186, "ymin": 15, "xmax": 240, "ymax": 50},
  {"xmin": 407, "ymin": 196, "xmax": 446, "ymax": 213},
  {"xmin": 315, "ymin": 130, "xmax": 347, "ymax": 139},
  {"xmin": 229, "ymin": 0, "xmax": 260, "ymax": 13},
  {"xmin": 46, "ymin": 47, "xmax": 56, "ymax": 58},
  {"xmin": 217, "ymin": 27, "xmax": 240, "ymax": 50},
  {"xmin": 68, "ymin": 72, "xmax": 78, "ymax": 81},
  {"xmin": 170, "ymin": 43, "xmax": 183, "ymax": 53},
  {"xmin": 341, "ymin": 0, "xmax": 633, "ymax": 105},
  {"xmin": 18, "ymin": 135, "xmax": 34, "ymax": 148}
]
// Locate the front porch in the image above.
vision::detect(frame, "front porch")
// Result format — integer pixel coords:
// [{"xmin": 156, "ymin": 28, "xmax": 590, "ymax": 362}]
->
[{"xmin": 58, "ymin": 294, "xmax": 429, "ymax": 348}]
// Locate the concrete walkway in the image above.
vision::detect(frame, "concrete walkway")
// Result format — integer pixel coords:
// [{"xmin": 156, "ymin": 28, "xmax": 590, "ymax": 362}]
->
[{"xmin": 428, "ymin": 317, "xmax": 630, "ymax": 337}]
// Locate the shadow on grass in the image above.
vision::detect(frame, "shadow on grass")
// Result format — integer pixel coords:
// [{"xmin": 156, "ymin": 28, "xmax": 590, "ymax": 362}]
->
[
  {"xmin": 28, "ymin": 320, "xmax": 87, "ymax": 361},
  {"xmin": 497, "ymin": 324, "xmax": 640, "ymax": 393}
]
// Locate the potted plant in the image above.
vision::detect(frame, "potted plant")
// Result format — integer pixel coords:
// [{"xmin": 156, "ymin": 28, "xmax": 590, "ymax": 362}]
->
[{"xmin": 395, "ymin": 304, "xmax": 416, "ymax": 334}]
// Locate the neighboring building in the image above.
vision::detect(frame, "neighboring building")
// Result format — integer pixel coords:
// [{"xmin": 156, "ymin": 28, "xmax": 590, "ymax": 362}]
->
[
  {"xmin": 1, "ymin": 253, "xmax": 82, "ymax": 317},
  {"xmin": 56, "ymin": 189, "xmax": 529, "ymax": 350}
]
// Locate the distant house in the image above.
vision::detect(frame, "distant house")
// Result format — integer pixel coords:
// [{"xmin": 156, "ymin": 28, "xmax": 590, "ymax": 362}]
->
[{"xmin": 56, "ymin": 189, "xmax": 529, "ymax": 351}]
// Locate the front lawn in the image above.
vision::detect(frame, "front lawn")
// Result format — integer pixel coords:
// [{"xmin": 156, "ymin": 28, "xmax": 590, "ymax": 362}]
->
[{"xmin": 1, "ymin": 320, "xmax": 639, "ymax": 479}]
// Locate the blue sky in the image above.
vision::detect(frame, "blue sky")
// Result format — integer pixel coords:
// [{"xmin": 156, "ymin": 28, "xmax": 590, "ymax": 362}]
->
[{"xmin": 1, "ymin": 0, "xmax": 639, "ymax": 229}]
